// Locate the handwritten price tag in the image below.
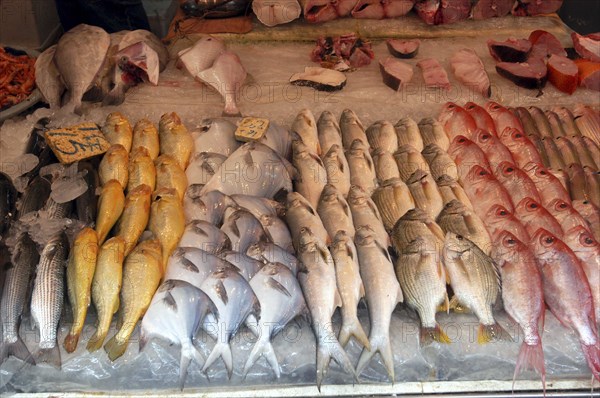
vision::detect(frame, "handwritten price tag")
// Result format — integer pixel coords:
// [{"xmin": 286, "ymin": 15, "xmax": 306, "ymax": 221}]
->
[
  {"xmin": 235, "ymin": 117, "xmax": 270, "ymax": 142},
  {"xmin": 45, "ymin": 122, "xmax": 110, "ymax": 164}
]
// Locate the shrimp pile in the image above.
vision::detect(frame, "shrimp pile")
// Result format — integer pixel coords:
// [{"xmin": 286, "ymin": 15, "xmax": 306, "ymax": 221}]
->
[{"xmin": 0, "ymin": 47, "xmax": 36, "ymax": 110}]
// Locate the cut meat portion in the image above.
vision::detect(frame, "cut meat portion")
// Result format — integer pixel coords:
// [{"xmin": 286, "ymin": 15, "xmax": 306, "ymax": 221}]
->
[
  {"xmin": 414, "ymin": 0, "xmax": 438, "ymax": 24},
  {"xmin": 379, "ymin": 57, "xmax": 414, "ymax": 90},
  {"xmin": 512, "ymin": 0, "xmax": 563, "ymax": 16},
  {"xmin": 253, "ymin": 0, "xmax": 302, "ymax": 26},
  {"xmin": 417, "ymin": 58, "xmax": 450, "ymax": 89},
  {"xmin": 386, "ymin": 39, "xmax": 420, "ymax": 59},
  {"xmin": 348, "ymin": 45, "xmax": 374, "ymax": 68},
  {"xmin": 290, "ymin": 66, "xmax": 347, "ymax": 91},
  {"xmin": 572, "ymin": 32, "xmax": 600, "ymax": 63},
  {"xmin": 351, "ymin": 0, "xmax": 385, "ymax": 18},
  {"xmin": 471, "ymin": 0, "xmax": 513, "ymax": 19},
  {"xmin": 302, "ymin": 0, "xmax": 338, "ymax": 23},
  {"xmin": 450, "ymin": 49, "xmax": 491, "ymax": 98},
  {"xmin": 547, "ymin": 54, "xmax": 579, "ymax": 95},
  {"xmin": 575, "ymin": 59, "xmax": 600, "ymax": 91},
  {"xmin": 311, "ymin": 34, "xmax": 374, "ymax": 69},
  {"xmin": 529, "ymin": 30, "xmax": 567, "ymax": 59},
  {"xmin": 382, "ymin": 0, "xmax": 415, "ymax": 17},
  {"xmin": 334, "ymin": 0, "xmax": 361, "ymax": 16},
  {"xmin": 488, "ymin": 38, "xmax": 532, "ymax": 62},
  {"xmin": 414, "ymin": 0, "xmax": 469, "ymax": 25},
  {"xmin": 496, "ymin": 60, "xmax": 548, "ymax": 90}
]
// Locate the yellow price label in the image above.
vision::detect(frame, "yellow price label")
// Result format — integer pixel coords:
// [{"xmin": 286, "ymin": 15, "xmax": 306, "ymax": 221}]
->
[
  {"xmin": 45, "ymin": 122, "xmax": 110, "ymax": 164},
  {"xmin": 235, "ymin": 117, "xmax": 270, "ymax": 142}
]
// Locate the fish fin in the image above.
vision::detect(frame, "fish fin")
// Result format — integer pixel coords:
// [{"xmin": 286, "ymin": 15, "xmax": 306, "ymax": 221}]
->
[
  {"xmin": 103, "ymin": 85, "xmax": 126, "ymax": 106},
  {"xmin": 514, "ymin": 342, "xmax": 546, "ymax": 392},
  {"xmin": 243, "ymin": 338, "xmax": 281, "ymax": 379},
  {"xmin": 338, "ymin": 315, "xmax": 370, "ymax": 351},
  {"xmin": 202, "ymin": 341, "xmax": 233, "ymax": 379},
  {"xmin": 214, "ymin": 280, "xmax": 228, "ymax": 305},
  {"xmin": 396, "ymin": 285, "xmax": 404, "ymax": 304},
  {"xmin": 420, "ymin": 324, "xmax": 451, "ymax": 347},
  {"xmin": 0, "ymin": 337, "xmax": 35, "ymax": 365},
  {"xmin": 267, "ymin": 277, "xmax": 291, "ymax": 297},
  {"xmin": 63, "ymin": 332, "xmax": 80, "ymax": 354},
  {"xmin": 316, "ymin": 339, "xmax": 357, "ymax": 391},
  {"xmin": 580, "ymin": 342, "xmax": 600, "ymax": 381},
  {"xmin": 359, "ymin": 281, "xmax": 365, "ymax": 298},
  {"xmin": 448, "ymin": 296, "xmax": 469, "ymax": 313},
  {"xmin": 244, "ymin": 151, "xmax": 254, "ymax": 167},
  {"xmin": 104, "ymin": 335, "xmax": 129, "ymax": 361},
  {"xmin": 33, "ymin": 345, "xmax": 61, "ymax": 369},
  {"xmin": 163, "ymin": 291, "xmax": 178, "ymax": 312},
  {"xmin": 356, "ymin": 333, "xmax": 394, "ymax": 381},
  {"xmin": 477, "ymin": 322, "xmax": 512, "ymax": 345},
  {"xmin": 179, "ymin": 343, "xmax": 203, "ymax": 390},
  {"xmin": 539, "ymin": 306, "xmax": 546, "ymax": 336},
  {"xmin": 363, "ymin": 152, "xmax": 374, "ymax": 171},
  {"xmin": 337, "ymin": 156, "xmax": 345, "ymax": 173}
]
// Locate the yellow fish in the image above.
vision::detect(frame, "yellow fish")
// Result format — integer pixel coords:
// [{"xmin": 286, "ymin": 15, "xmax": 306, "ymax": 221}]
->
[
  {"xmin": 114, "ymin": 184, "xmax": 152, "ymax": 256},
  {"xmin": 132, "ymin": 118, "xmax": 160, "ymax": 160},
  {"xmin": 158, "ymin": 112, "xmax": 193, "ymax": 170},
  {"xmin": 95, "ymin": 180, "xmax": 125, "ymax": 245},
  {"xmin": 99, "ymin": 144, "xmax": 129, "ymax": 188},
  {"xmin": 149, "ymin": 188, "xmax": 185, "ymax": 273},
  {"xmin": 102, "ymin": 112, "xmax": 132, "ymax": 152},
  {"xmin": 127, "ymin": 147, "xmax": 156, "ymax": 192},
  {"xmin": 155, "ymin": 154, "xmax": 188, "ymax": 202}
]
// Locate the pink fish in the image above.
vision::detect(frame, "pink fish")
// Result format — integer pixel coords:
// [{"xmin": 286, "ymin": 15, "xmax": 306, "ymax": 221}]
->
[
  {"xmin": 498, "ymin": 127, "xmax": 544, "ymax": 168},
  {"xmin": 463, "ymin": 165, "xmax": 514, "ymax": 219},
  {"xmin": 449, "ymin": 49, "xmax": 491, "ymax": 99},
  {"xmin": 531, "ymin": 228, "xmax": 600, "ymax": 381},
  {"xmin": 572, "ymin": 200, "xmax": 600, "ymax": 242},
  {"xmin": 464, "ymin": 102, "xmax": 498, "ymax": 136},
  {"xmin": 515, "ymin": 197, "xmax": 563, "ymax": 239},
  {"xmin": 522, "ymin": 162, "xmax": 571, "ymax": 207},
  {"xmin": 546, "ymin": 199, "xmax": 591, "ymax": 235},
  {"xmin": 438, "ymin": 102, "xmax": 478, "ymax": 142},
  {"xmin": 472, "ymin": 129, "xmax": 515, "ymax": 167},
  {"xmin": 448, "ymin": 135, "xmax": 491, "ymax": 180},
  {"xmin": 492, "ymin": 230, "xmax": 545, "ymax": 389},
  {"xmin": 483, "ymin": 204, "xmax": 531, "ymax": 243},
  {"xmin": 417, "ymin": 58, "xmax": 450, "ymax": 90},
  {"xmin": 494, "ymin": 162, "xmax": 542, "ymax": 205},
  {"xmin": 351, "ymin": 0, "xmax": 414, "ymax": 18},
  {"xmin": 485, "ymin": 101, "xmax": 525, "ymax": 134},
  {"xmin": 563, "ymin": 226, "xmax": 600, "ymax": 328}
]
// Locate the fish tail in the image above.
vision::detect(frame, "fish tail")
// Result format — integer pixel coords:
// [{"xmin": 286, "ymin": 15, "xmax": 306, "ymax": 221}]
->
[
  {"xmin": 0, "ymin": 337, "xmax": 35, "ymax": 365},
  {"xmin": 581, "ymin": 342, "xmax": 600, "ymax": 381},
  {"xmin": 420, "ymin": 323, "xmax": 451, "ymax": 347},
  {"xmin": 33, "ymin": 344, "xmax": 61, "ymax": 369},
  {"xmin": 179, "ymin": 342, "xmax": 203, "ymax": 390},
  {"xmin": 514, "ymin": 342, "xmax": 546, "ymax": 392},
  {"xmin": 104, "ymin": 335, "xmax": 129, "ymax": 361},
  {"xmin": 356, "ymin": 334, "xmax": 394, "ymax": 381},
  {"xmin": 338, "ymin": 316, "xmax": 370, "ymax": 350},
  {"xmin": 87, "ymin": 313, "xmax": 114, "ymax": 352},
  {"xmin": 478, "ymin": 322, "xmax": 512, "ymax": 344},
  {"xmin": 202, "ymin": 341, "xmax": 233, "ymax": 379},
  {"xmin": 243, "ymin": 337, "xmax": 280, "ymax": 378},
  {"xmin": 63, "ymin": 332, "xmax": 80, "ymax": 354},
  {"xmin": 316, "ymin": 340, "xmax": 357, "ymax": 391}
]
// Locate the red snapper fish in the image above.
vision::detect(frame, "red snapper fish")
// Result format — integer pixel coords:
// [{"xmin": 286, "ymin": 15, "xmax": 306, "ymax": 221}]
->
[
  {"xmin": 447, "ymin": 135, "xmax": 491, "ymax": 180},
  {"xmin": 438, "ymin": 102, "xmax": 478, "ymax": 141},
  {"xmin": 485, "ymin": 101, "xmax": 525, "ymax": 134},
  {"xmin": 498, "ymin": 127, "xmax": 544, "ymax": 168},
  {"xmin": 514, "ymin": 197, "xmax": 563, "ymax": 239},
  {"xmin": 472, "ymin": 129, "xmax": 515, "ymax": 168},
  {"xmin": 463, "ymin": 165, "xmax": 514, "ymax": 220},
  {"xmin": 484, "ymin": 204, "xmax": 531, "ymax": 244},
  {"xmin": 464, "ymin": 102, "xmax": 498, "ymax": 136},
  {"xmin": 494, "ymin": 161, "xmax": 542, "ymax": 205},
  {"xmin": 522, "ymin": 162, "xmax": 571, "ymax": 208}
]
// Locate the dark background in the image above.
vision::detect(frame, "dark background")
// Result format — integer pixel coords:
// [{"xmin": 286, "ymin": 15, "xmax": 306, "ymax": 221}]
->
[{"xmin": 559, "ymin": 0, "xmax": 600, "ymax": 34}]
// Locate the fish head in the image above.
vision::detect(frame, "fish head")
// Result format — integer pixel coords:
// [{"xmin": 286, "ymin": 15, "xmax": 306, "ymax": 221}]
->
[
  {"xmin": 572, "ymin": 200, "xmax": 598, "ymax": 218},
  {"xmin": 465, "ymin": 165, "xmax": 493, "ymax": 186},
  {"xmin": 435, "ymin": 174, "xmax": 457, "ymax": 187},
  {"xmin": 340, "ymin": 109, "xmax": 362, "ymax": 128},
  {"xmin": 566, "ymin": 163, "xmax": 585, "ymax": 180},
  {"xmin": 286, "ymin": 192, "xmax": 312, "ymax": 211},
  {"xmin": 355, "ymin": 225, "xmax": 377, "ymax": 246},
  {"xmin": 421, "ymin": 143, "xmax": 442, "ymax": 158},
  {"xmin": 493, "ymin": 230, "xmax": 525, "ymax": 264},
  {"xmin": 485, "ymin": 204, "xmax": 513, "ymax": 225},
  {"xmin": 116, "ymin": 41, "xmax": 160, "ymax": 86},
  {"xmin": 129, "ymin": 183, "xmax": 153, "ymax": 198},
  {"xmin": 320, "ymin": 184, "xmax": 339, "ymax": 202},
  {"xmin": 332, "ymin": 230, "xmax": 351, "ymax": 247},
  {"xmin": 447, "ymin": 135, "xmax": 474, "ymax": 157},
  {"xmin": 347, "ymin": 185, "xmax": 368, "ymax": 202},
  {"xmin": 324, "ymin": 144, "xmax": 341, "ymax": 161},
  {"xmin": 515, "ymin": 197, "xmax": 543, "ymax": 219},
  {"xmin": 441, "ymin": 199, "xmax": 465, "ymax": 216},
  {"xmin": 406, "ymin": 169, "xmax": 429, "ymax": 186},
  {"xmin": 292, "ymin": 139, "xmax": 310, "ymax": 159},
  {"xmin": 563, "ymin": 226, "xmax": 598, "ymax": 252},
  {"xmin": 443, "ymin": 232, "xmax": 474, "ymax": 260},
  {"xmin": 401, "ymin": 207, "xmax": 429, "ymax": 222},
  {"xmin": 152, "ymin": 187, "xmax": 178, "ymax": 202},
  {"xmin": 473, "ymin": 129, "xmax": 493, "ymax": 147},
  {"xmin": 495, "ymin": 161, "xmax": 519, "ymax": 182},
  {"xmin": 484, "ymin": 101, "xmax": 506, "ymax": 118},
  {"xmin": 548, "ymin": 198, "xmax": 571, "ymax": 216},
  {"xmin": 531, "ymin": 228, "xmax": 564, "ymax": 262},
  {"xmin": 159, "ymin": 112, "xmax": 182, "ymax": 132},
  {"xmin": 349, "ymin": 138, "xmax": 368, "ymax": 153},
  {"xmin": 438, "ymin": 102, "xmax": 461, "ymax": 125}
]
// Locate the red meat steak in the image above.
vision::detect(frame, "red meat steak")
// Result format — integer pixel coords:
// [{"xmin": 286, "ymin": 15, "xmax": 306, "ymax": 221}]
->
[{"xmin": 547, "ymin": 54, "xmax": 578, "ymax": 95}]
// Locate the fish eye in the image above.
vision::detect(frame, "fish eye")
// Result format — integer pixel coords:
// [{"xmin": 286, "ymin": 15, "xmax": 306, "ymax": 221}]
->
[
  {"xmin": 539, "ymin": 170, "xmax": 547, "ymax": 176},
  {"xmin": 515, "ymin": 133, "xmax": 522, "ymax": 138},
  {"xmin": 458, "ymin": 138, "xmax": 466, "ymax": 143},
  {"xmin": 499, "ymin": 210, "xmax": 507, "ymax": 216},
  {"xmin": 479, "ymin": 170, "xmax": 487, "ymax": 176},
  {"xmin": 457, "ymin": 235, "xmax": 464, "ymax": 240},
  {"xmin": 507, "ymin": 238, "xmax": 516, "ymax": 245},
  {"xmin": 584, "ymin": 236, "xmax": 594, "ymax": 245},
  {"xmin": 558, "ymin": 202, "xmax": 567, "ymax": 209},
  {"xmin": 544, "ymin": 236, "xmax": 554, "ymax": 245},
  {"xmin": 506, "ymin": 167, "xmax": 514, "ymax": 172},
  {"xmin": 529, "ymin": 202, "xmax": 538, "ymax": 209}
]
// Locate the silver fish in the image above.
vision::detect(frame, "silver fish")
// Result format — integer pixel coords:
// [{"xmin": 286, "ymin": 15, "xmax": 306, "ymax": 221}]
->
[
  {"xmin": 317, "ymin": 184, "xmax": 355, "ymax": 239},
  {"xmin": 178, "ymin": 36, "xmax": 226, "ymax": 79},
  {"xmin": 285, "ymin": 192, "xmax": 329, "ymax": 250},
  {"xmin": 406, "ymin": 169, "xmax": 444, "ymax": 221},
  {"xmin": 340, "ymin": 109, "xmax": 368, "ymax": 149},
  {"xmin": 572, "ymin": 200, "xmax": 600, "ymax": 242},
  {"xmin": 164, "ymin": 247, "xmax": 235, "ymax": 288},
  {"xmin": 292, "ymin": 109, "xmax": 321, "ymax": 155},
  {"xmin": 317, "ymin": 111, "xmax": 342, "ymax": 157},
  {"xmin": 191, "ymin": 119, "xmax": 240, "ymax": 157},
  {"xmin": 185, "ymin": 152, "xmax": 227, "ymax": 186},
  {"xmin": 246, "ymin": 241, "xmax": 298, "ymax": 274},
  {"xmin": 371, "ymin": 177, "xmax": 415, "ymax": 232},
  {"xmin": 296, "ymin": 227, "xmax": 357, "ymax": 389},
  {"xmin": 201, "ymin": 142, "xmax": 294, "ymax": 199},
  {"xmin": 183, "ymin": 187, "xmax": 235, "ymax": 225},
  {"xmin": 179, "ymin": 220, "xmax": 231, "ymax": 254},
  {"xmin": 30, "ymin": 233, "xmax": 69, "ymax": 368},
  {"xmin": 292, "ymin": 139, "xmax": 327, "ymax": 209},
  {"xmin": 354, "ymin": 227, "xmax": 403, "ymax": 380},
  {"xmin": 395, "ymin": 236, "xmax": 449, "ymax": 347},
  {"xmin": 346, "ymin": 139, "xmax": 377, "ymax": 195},
  {"xmin": 323, "ymin": 144, "xmax": 351, "ymax": 197},
  {"xmin": 230, "ymin": 194, "xmax": 284, "ymax": 218},
  {"xmin": 196, "ymin": 51, "xmax": 247, "ymax": 116},
  {"xmin": 221, "ymin": 209, "xmax": 269, "ymax": 253},
  {"xmin": 347, "ymin": 185, "xmax": 390, "ymax": 246},
  {"xmin": 418, "ymin": 117, "xmax": 449, "ymax": 151},
  {"xmin": 395, "ymin": 117, "xmax": 423, "ymax": 151},
  {"xmin": 372, "ymin": 148, "xmax": 401, "ymax": 183},
  {"xmin": 140, "ymin": 279, "xmax": 216, "ymax": 389},
  {"xmin": 200, "ymin": 267, "xmax": 260, "ymax": 378},
  {"xmin": 394, "ymin": 144, "xmax": 431, "ymax": 183},
  {"xmin": 330, "ymin": 230, "xmax": 368, "ymax": 349},
  {"xmin": 244, "ymin": 262, "xmax": 306, "ymax": 377},
  {"xmin": 0, "ymin": 234, "xmax": 39, "ymax": 364},
  {"xmin": 422, "ymin": 143, "xmax": 458, "ymax": 181},
  {"xmin": 366, "ymin": 120, "xmax": 398, "ymax": 153},
  {"xmin": 219, "ymin": 251, "xmax": 263, "ymax": 281},
  {"xmin": 257, "ymin": 122, "xmax": 295, "ymax": 160}
]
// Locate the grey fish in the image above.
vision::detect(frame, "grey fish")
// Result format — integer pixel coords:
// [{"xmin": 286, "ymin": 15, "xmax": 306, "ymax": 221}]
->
[
  {"xmin": 16, "ymin": 176, "xmax": 51, "ymax": 219},
  {"xmin": 372, "ymin": 148, "xmax": 401, "ymax": 183},
  {"xmin": 230, "ymin": 194, "xmax": 284, "ymax": 219},
  {"xmin": 0, "ymin": 234, "xmax": 39, "ymax": 364},
  {"xmin": 54, "ymin": 24, "xmax": 110, "ymax": 113},
  {"xmin": 418, "ymin": 117, "xmax": 449, "ymax": 151},
  {"xmin": 347, "ymin": 185, "xmax": 389, "ymax": 246},
  {"xmin": 296, "ymin": 227, "xmax": 357, "ymax": 390},
  {"xmin": 292, "ymin": 109, "xmax": 321, "ymax": 155},
  {"xmin": 179, "ymin": 220, "xmax": 231, "ymax": 254},
  {"xmin": 185, "ymin": 152, "xmax": 227, "ymax": 186},
  {"xmin": 340, "ymin": 109, "xmax": 367, "ymax": 149},
  {"xmin": 292, "ymin": 139, "xmax": 327, "ymax": 209},
  {"xmin": 219, "ymin": 251, "xmax": 263, "ymax": 281},
  {"xmin": 30, "ymin": 233, "xmax": 69, "ymax": 368},
  {"xmin": 244, "ymin": 262, "xmax": 306, "ymax": 377},
  {"xmin": 346, "ymin": 139, "xmax": 377, "ymax": 195},
  {"xmin": 257, "ymin": 122, "xmax": 294, "ymax": 160},
  {"xmin": 528, "ymin": 106, "xmax": 553, "ymax": 138},
  {"xmin": 191, "ymin": 119, "xmax": 240, "ymax": 157},
  {"xmin": 164, "ymin": 247, "xmax": 235, "ymax": 288},
  {"xmin": 200, "ymin": 267, "xmax": 260, "ymax": 378},
  {"xmin": 140, "ymin": 279, "xmax": 216, "ymax": 389},
  {"xmin": 391, "ymin": 208, "xmax": 445, "ymax": 254},
  {"xmin": 366, "ymin": 120, "xmax": 398, "ymax": 153},
  {"xmin": 317, "ymin": 111, "xmax": 343, "ymax": 157},
  {"xmin": 395, "ymin": 117, "xmax": 423, "ymax": 151},
  {"xmin": 354, "ymin": 227, "xmax": 403, "ymax": 380},
  {"xmin": 513, "ymin": 107, "xmax": 540, "ymax": 137},
  {"xmin": 246, "ymin": 241, "xmax": 298, "ymax": 274},
  {"xmin": 406, "ymin": 169, "xmax": 443, "ymax": 221},
  {"xmin": 183, "ymin": 187, "xmax": 235, "ymax": 225},
  {"xmin": 0, "ymin": 172, "xmax": 16, "ymax": 237},
  {"xmin": 221, "ymin": 209, "xmax": 269, "ymax": 253},
  {"xmin": 323, "ymin": 144, "xmax": 351, "ymax": 197},
  {"xmin": 317, "ymin": 184, "xmax": 355, "ymax": 239}
]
